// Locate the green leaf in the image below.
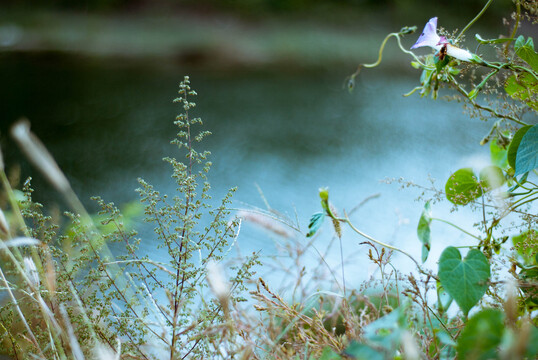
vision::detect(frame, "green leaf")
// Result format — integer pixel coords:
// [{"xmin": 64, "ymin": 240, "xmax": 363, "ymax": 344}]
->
[
  {"xmin": 479, "ymin": 165, "xmax": 505, "ymax": 190},
  {"xmin": 344, "ymin": 306, "xmax": 410, "ymax": 359},
  {"xmin": 515, "ymin": 125, "xmax": 538, "ymax": 176},
  {"xmin": 489, "ymin": 137, "xmax": 509, "ymax": 169},
  {"xmin": 456, "ymin": 309, "xmax": 504, "ymax": 360},
  {"xmin": 445, "ymin": 168, "xmax": 482, "ymax": 205},
  {"xmin": 515, "ymin": 35, "xmax": 538, "ymax": 71},
  {"xmin": 438, "ymin": 247, "xmax": 491, "ymax": 316},
  {"xmin": 317, "ymin": 347, "xmax": 341, "ymax": 360},
  {"xmin": 508, "ymin": 125, "xmax": 533, "ymax": 170},
  {"xmin": 504, "ymin": 73, "xmax": 538, "ymax": 111},
  {"xmin": 519, "ymin": 267, "xmax": 538, "ymax": 309},
  {"xmin": 468, "ymin": 88, "xmax": 479, "ymax": 101},
  {"xmin": 526, "ymin": 325, "xmax": 538, "ymax": 358},
  {"xmin": 436, "ymin": 280, "xmax": 453, "ymax": 313},
  {"xmin": 343, "ymin": 342, "xmax": 383, "ymax": 360},
  {"xmin": 361, "ymin": 305, "xmax": 408, "ymax": 355},
  {"xmin": 417, "ymin": 201, "xmax": 432, "ymax": 263},
  {"xmin": 512, "ymin": 230, "xmax": 538, "ymax": 265},
  {"xmin": 306, "ymin": 212, "xmax": 325, "ymax": 237},
  {"xmin": 437, "ymin": 331, "xmax": 456, "ymax": 347},
  {"xmin": 434, "ymin": 53, "xmax": 450, "ymax": 72},
  {"xmin": 475, "ymin": 34, "xmax": 514, "ymax": 44},
  {"xmin": 419, "ymin": 55, "xmax": 436, "ymax": 97}
]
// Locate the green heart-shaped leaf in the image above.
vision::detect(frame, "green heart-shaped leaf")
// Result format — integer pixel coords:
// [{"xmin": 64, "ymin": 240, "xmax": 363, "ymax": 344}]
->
[
  {"xmin": 438, "ymin": 247, "xmax": 490, "ymax": 316},
  {"xmin": 445, "ymin": 168, "xmax": 482, "ymax": 205},
  {"xmin": 515, "ymin": 35, "xmax": 538, "ymax": 71}
]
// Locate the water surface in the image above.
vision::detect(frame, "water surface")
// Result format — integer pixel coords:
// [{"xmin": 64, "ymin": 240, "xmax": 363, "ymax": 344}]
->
[{"xmin": 0, "ymin": 54, "xmax": 493, "ymax": 286}]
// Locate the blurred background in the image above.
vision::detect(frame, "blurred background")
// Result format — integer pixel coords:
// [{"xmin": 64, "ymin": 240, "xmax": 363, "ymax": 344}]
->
[
  {"xmin": 0, "ymin": 0, "xmax": 513, "ymax": 67},
  {"xmin": 0, "ymin": 0, "xmax": 520, "ymax": 284}
]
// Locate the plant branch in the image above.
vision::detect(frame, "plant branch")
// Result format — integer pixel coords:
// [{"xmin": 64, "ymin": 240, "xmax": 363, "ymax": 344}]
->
[{"xmin": 457, "ymin": 0, "xmax": 494, "ymax": 41}]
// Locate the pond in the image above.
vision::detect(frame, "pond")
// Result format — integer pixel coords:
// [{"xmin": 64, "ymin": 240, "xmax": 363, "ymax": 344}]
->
[{"xmin": 0, "ymin": 53, "xmax": 493, "ymax": 287}]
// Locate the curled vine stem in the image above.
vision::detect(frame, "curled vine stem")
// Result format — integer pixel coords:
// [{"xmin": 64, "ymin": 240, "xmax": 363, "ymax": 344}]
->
[
  {"xmin": 346, "ymin": 26, "xmax": 420, "ymax": 92},
  {"xmin": 403, "ymin": 86, "xmax": 423, "ymax": 97}
]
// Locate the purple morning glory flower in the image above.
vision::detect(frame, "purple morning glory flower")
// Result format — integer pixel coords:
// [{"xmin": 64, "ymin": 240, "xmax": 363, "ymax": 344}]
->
[
  {"xmin": 411, "ymin": 17, "xmax": 442, "ymax": 51},
  {"xmin": 411, "ymin": 17, "xmax": 474, "ymax": 62}
]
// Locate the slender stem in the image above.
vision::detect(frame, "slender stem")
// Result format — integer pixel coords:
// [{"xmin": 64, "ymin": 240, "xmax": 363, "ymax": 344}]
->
[
  {"xmin": 510, "ymin": 195, "xmax": 538, "ymax": 211},
  {"xmin": 505, "ymin": 0, "xmax": 521, "ymax": 53},
  {"xmin": 0, "ymin": 171, "xmax": 29, "ymax": 237},
  {"xmin": 394, "ymin": 31, "xmax": 425, "ymax": 65},
  {"xmin": 509, "ymin": 64, "xmax": 538, "ymax": 82},
  {"xmin": 469, "ymin": 68, "xmax": 500, "ymax": 99},
  {"xmin": 311, "ymin": 244, "xmax": 344, "ymax": 294},
  {"xmin": 362, "ymin": 33, "xmax": 399, "ymax": 69},
  {"xmin": 403, "ymin": 86, "xmax": 424, "ymax": 97},
  {"xmin": 510, "ymin": 189, "xmax": 538, "ymax": 206},
  {"xmin": 431, "ymin": 218, "xmax": 482, "ymax": 241},
  {"xmin": 338, "ymin": 236, "xmax": 346, "ymax": 296},
  {"xmin": 426, "ymin": 305, "xmax": 454, "ymax": 339},
  {"xmin": 450, "ymin": 76, "xmax": 527, "ymax": 126},
  {"xmin": 0, "ymin": 268, "xmax": 42, "ymax": 354},
  {"xmin": 337, "ymin": 212, "xmax": 433, "ymax": 278},
  {"xmin": 481, "ymin": 191, "xmax": 491, "ymax": 248},
  {"xmin": 457, "ymin": 0, "xmax": 494, "ymax": 41}
]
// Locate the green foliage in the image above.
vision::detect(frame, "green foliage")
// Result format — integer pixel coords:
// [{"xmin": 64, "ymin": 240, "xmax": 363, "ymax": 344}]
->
[
  {"xmin": 444, "ymin": 165, "xmax": 505, "ymax": 205},
  {"xmin": 344, "ymin": 306, "xmax": 410, "ymax": 359},
  {"xmin": 512, "ymin": 229, "xmax": 538, "ymax": 265},
  {"xmin": 438, "ymin": 247, "xmax": 490, "ymax": 316},
  {"xmin": 4, "ymin": 2, "xmax": 538, "ymax": 359},
  {"xmin": 478, "ymin": 165, "xmax": 505, "ymax": 190},
  {"xmin": 436, "ymin": 280, "xmax": 453, "ymax": 314},
  {"xmin": 416, "ymin": 201, "xmax": 432, "ymax": 262},
  {"xmin": 306, "ymin": 212, "xmax": 325, "ymax": 237},
  {"xmin": 508, "ymin": 125, "xmax": 533, "ymax": 170},
  {"xmin": 0, "ymin": 76, "xmax": 259, "ymax": 359},
  {"xmin": 316, "ymin": 347, "xmax": 341, "ymax": 360},
  {"xmin": 504, "ymin": 73, "xmax": 538, "ymax": 111},
  {"xmin": 514, "ymin": 35, "xmax": 538, "ymax": 71},
  {"xmin": 489, "ymin": 137, "xmax": 509, "ymax": 169},
  {"xmin": 344, "ymin": 342, "xmax": 384, "ymax": 360},
  {"xmin": 445, "ymin": 168, "xmax": 482, "ymax": 205},
  {"xmin": 456, "ymin": 309, "xmax": 504, "ymax": 359},
  {"xmin": 475, "ymin": 33, "xmax": 514, "ymax": 44},
  {"xmin": 514, "ymin": 124, "xmax": 538, "ymax": 175},
  {"xmin": 519, "ymin": 266, "xmax": 538, "ymax": 311}
]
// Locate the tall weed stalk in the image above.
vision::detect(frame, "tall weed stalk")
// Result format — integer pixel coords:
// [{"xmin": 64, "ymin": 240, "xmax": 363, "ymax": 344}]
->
[{"xmin": 0, "ymin": 76, "xmax": 258, "ymax": 359}]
